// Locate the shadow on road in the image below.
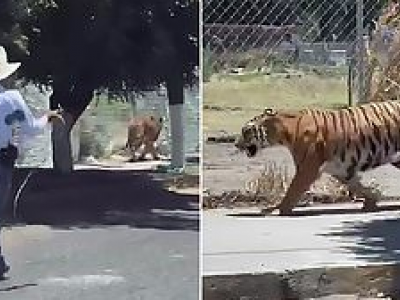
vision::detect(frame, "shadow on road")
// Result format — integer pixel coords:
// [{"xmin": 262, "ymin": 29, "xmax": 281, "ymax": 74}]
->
[
  {"xmin": 319, "ymin": 212, "xmax": 400, "ymax": 295},
  {"xmin": 4, "ymin": 168, "xmax": 199, "ymax": 231},
  {"xmin": 227, "ymin": 202, "xmax": 400, "ymax": 218},
  {"xmin": 226, "ymin": 205, "xmax": 400, "ymax": 296},
  {"xmin": 0, "ymin": 283, "xmax": 37, "ymax": 292},
  {"xmin": 321, "ymin": 215, "xmax": 400, "ymax": 263}
]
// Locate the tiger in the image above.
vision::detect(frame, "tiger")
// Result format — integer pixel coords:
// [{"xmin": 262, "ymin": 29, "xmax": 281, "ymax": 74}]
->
[
  {"xmin": 126, "ymin": 115, "xmax": 163, "ymax": 161},
  {"xmin": 235, "ymin": 101, "xmax": 400, "ymax": 215}
]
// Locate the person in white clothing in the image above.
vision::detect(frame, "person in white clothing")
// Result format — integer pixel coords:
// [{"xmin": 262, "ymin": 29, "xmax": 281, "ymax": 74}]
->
[{"xmin": 0, "ymin": 46, "xmax": 63, "ymax": 279}]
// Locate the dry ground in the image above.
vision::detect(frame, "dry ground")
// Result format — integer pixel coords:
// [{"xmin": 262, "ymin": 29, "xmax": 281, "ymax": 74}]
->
[{"xmin": 203, "ymin": 142, "xmax": 400, "ymax": 209}]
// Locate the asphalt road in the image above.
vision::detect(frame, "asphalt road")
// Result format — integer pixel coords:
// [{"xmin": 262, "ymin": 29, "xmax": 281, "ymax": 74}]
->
[
  {"xmin": 0, "ymin": 167, "xmax": 200, "ymax": 300},
  {"xmin": 0, "ymin": 221, "xmax": 198, "ymax": 300}
]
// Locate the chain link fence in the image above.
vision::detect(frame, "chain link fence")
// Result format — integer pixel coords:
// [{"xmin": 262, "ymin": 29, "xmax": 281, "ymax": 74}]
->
[
  {"xmin": 18, "ymin": 85, "xmax": 200, "ymax": 168},
  {"xmin": 203, "ymin": 0, "xmax": 391, "ymax": 106}
]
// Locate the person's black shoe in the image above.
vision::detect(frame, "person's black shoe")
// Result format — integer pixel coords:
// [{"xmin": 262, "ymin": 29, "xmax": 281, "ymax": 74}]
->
[{"xmin": 0, "ymin": 263, "xmax": 10, "ymax": 280}]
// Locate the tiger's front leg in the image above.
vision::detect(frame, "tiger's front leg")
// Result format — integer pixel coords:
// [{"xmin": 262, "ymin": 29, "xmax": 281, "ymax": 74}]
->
[
  {"xmin": 277, "ymin": 160, "xmax": 322, "ymax": 215},
  {"xmin": 127, "ymin": 141, "xmax": 142, "ymax": 162},
  {"xmin": 139, "ymin": 141, "xmax": 160, "ymax": 161}
]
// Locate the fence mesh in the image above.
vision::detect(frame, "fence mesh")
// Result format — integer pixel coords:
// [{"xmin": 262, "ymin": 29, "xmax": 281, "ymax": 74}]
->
[
  {"xmin": 18, "ymin": 85, "xmax": 200, "ymax": 168},
  {"xmin": 203, "ymin": 0, "xmax": 396, "ymax": 105}
]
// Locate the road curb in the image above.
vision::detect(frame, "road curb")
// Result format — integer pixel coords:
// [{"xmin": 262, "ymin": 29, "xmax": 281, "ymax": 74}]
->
[{"xmin": 203, "ymin": 264, "xmax": 400, "ymax": 299}]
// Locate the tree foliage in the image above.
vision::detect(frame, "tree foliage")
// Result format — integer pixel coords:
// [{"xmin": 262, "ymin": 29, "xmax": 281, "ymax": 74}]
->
[
  {"xmin": 0, "ymin": 0, "xmax": 198, "ymax": 172},
  {"xmin": 1, "ymin": 0, "xmax": 199, "ymax": 109}
]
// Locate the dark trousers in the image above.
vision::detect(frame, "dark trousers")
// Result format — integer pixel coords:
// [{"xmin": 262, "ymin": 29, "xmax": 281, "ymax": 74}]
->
[{"xmin": 0, "ymin": 162, "xmax": 13, "ymax": 268}]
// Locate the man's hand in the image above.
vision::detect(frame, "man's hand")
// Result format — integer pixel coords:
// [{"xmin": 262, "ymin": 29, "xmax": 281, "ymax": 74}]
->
[{"xmin": 47, "ymin": 109, "xmax": 65, "ymax": 124}]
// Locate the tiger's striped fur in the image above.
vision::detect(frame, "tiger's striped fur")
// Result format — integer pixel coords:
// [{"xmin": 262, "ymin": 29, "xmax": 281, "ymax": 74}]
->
[
  {"xmin": 235, "ymin": 102, "xmax": 400, "ymax": 215},
  {"xmin": 126, "ymin": 115, "xmax": 163, "ymax": 161}
]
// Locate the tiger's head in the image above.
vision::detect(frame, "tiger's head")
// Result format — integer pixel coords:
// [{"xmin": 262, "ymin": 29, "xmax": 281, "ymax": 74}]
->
[{"xmin": 235, "ymin": 108, "xmax": 280, "ymax": 157}]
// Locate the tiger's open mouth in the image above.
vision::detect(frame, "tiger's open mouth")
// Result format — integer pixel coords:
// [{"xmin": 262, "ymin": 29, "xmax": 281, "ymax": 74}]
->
[{"xmin": 245, "ymin": 144, "xmax": 257, "ymax": 157}]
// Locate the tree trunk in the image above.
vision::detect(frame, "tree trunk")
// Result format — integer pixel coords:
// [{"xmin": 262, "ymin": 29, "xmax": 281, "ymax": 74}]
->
[
  {"xmin": 51, "ymin": 111, "xmax": 75, "ymax": 173},
  {"xmin": 166, "ymin": 68, "xmax": 185, "ymax": 169},
  {"xmin": 50, "ymin": 82, "xmax": 94, "ymax": 173}
]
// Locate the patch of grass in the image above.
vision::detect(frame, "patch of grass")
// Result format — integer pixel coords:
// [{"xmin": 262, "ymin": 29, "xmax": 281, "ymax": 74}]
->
[{"xmin": 203, "ymin": 74, "xmax": 349, "ymax": 134}]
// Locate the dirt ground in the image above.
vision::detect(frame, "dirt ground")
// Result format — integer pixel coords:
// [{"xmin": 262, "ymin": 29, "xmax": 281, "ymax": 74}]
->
[{"xmin": 203, "ymin": 142, "xmax": 400, "ymax": 209}]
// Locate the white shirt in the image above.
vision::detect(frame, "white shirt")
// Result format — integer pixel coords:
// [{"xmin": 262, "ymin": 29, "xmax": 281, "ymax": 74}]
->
[{"xmin": 0, "ymin": 85, "xmax": 48, "ymax": 150}]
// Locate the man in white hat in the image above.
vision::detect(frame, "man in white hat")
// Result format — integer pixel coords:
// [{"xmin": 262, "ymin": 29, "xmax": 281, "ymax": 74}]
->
[{"xmin": 0, "ymin": 46, "xmax": 63, "ymax": 278}]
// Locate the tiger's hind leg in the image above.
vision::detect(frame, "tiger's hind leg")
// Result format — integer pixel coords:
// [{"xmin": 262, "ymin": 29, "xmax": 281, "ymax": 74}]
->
[
  {"xmin": 148, "ymin": 141, "xmax": 161, "ymax": 160},
  {"xmin": 338, "ymin": 176, "xmax": 380, "ymax": 212}
]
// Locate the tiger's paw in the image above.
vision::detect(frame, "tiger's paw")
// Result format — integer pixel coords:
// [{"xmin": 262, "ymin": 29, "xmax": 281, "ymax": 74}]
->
[
  {"xmin": 277, "ymin": 205, "xmax": 295, "ymax": 216},
  {"xmin": 260, "ymin": 205, "xmax": 295, "ymax": 216},
  {"xmin": 260, "ymin": 207, "xmax": 278, "ymax": 215},
  {"xmin": 361, "ymin": 202, "xmax": 378, "ymax": 212},
  {"xmin": 279, "ymin": 209, "xmax": 295, "ymax": 216}
]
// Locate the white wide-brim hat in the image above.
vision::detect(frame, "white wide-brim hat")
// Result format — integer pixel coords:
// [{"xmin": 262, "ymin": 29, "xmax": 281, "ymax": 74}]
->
[{"xmin": 0, "ymin": 46, "xmax": 21, "ymax": 81}]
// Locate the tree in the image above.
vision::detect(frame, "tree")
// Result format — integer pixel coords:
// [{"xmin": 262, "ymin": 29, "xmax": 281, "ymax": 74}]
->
[{"xmin": 2, "ymin": 0, "xmax": 199, "ymax": 172}]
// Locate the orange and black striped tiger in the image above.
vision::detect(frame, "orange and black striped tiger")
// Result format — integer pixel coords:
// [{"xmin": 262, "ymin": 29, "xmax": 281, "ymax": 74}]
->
[
  {"xmin": 126, "ymin": 115, "xmax": 163, "ymax": 161},
  {"xmin": 235, "ymin": 101, "xmax": 400, "ymax": 215}
]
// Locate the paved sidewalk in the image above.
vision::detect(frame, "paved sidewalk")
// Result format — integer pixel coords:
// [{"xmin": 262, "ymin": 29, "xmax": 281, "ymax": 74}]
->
[{"xmin": 203, "ymin": 203, "xmax": 400, "ymax": 299}]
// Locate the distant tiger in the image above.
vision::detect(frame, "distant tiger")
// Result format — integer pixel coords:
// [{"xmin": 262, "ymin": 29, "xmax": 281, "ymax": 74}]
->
[
  {"xmin": 126, "ymin": 115, "xmax": 163, "ymax": 161},
  {"xmin": 235, "ymin": 101, "xmax": 400, "ymax": 215}
]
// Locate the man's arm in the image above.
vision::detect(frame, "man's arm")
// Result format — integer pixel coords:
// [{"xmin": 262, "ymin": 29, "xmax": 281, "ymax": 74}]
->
[{"xmin": 8, "ymin": 90, "xmax": 63, "ymax": 137}]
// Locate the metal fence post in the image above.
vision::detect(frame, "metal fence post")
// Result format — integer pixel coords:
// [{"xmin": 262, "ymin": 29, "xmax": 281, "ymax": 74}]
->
[
  {"xmin": 356, "ymin": 0, "xmax": 366, "ymax": 105},
  {"xmin": 204, "ymin": 0, "xmax": 383, "ymax": 108}
]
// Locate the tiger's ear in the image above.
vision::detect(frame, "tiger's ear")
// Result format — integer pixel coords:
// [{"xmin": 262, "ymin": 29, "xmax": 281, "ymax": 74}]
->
[{"xmin": 264, "ymin": 108, "xmax": 277, "ymax": 116}]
